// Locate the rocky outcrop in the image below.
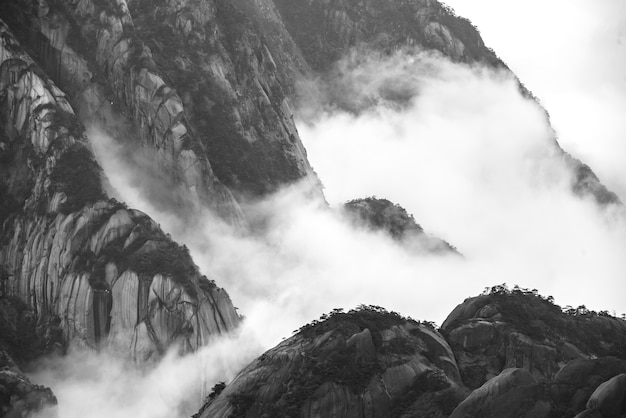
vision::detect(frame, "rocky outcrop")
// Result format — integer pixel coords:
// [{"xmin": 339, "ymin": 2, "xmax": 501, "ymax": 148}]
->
[
  {"xmin": 0, "ymin": 359, "xmax": 58, "ymax": 418},
  {"xmin": 0, "ymin": 20, "xmax": 240, "ymax": 359},
  {"xmin": 441, "ymin": 287, "xmax": 626, "ymax": 391},
  {"xmin": 583, "ymin": 373, "xmax": 626, "ymax": 417},
  {"xmin": 197, "ymin": 289, "xmax": 626, "ymax": 418},
  {"xmin": 196, "ymin": 306, "xmax": 467, "ymax": 418},
  {"xmin": 0, "ymin": 0, "xmax": 252, "ymax": 225},
  {"xmin": 343, "ymin": 197, "xmax": 459, "ymax": 255},
  {"xmin": 0, "ymin": 297, "xmax": 58, "ymax": 417},
  {"xmin": 548, "ymin": 357, "xmax": 626, "ymax": 418}
]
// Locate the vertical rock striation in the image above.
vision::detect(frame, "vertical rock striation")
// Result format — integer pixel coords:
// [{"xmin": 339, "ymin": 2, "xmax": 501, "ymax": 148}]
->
[
  {"xmin": 1, "ymin": 0, "xmax": 321, "ymax": 214},
  {"xmin": 0, "ymin": 20, "xmax": 240, "ymax": 360}
]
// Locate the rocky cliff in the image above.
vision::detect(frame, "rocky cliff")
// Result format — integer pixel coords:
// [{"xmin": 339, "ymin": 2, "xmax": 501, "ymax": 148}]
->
[
  {"xmin": 0, "ymin": 20, "xmax": 240, "ymax": 361},
  {"xmin": 0, "ymin": 0, "xmax": 319, "ymax": 216},
  {"xmin": 197, "ymin": 288, "xmax": 626, "ymax": 417},
  {"xmin": 0, "ymin": 0, "xmax": 617, "ymax": 212}
]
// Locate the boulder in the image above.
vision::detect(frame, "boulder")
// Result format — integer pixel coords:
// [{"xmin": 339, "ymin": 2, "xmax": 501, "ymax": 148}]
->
[
  {"xmin": 586, "ymin": 373, "xmax": 626, "ymax": 417},
  {"xmin": 449, "ymin": 368, "xmax": 550, "ymax": 418}
]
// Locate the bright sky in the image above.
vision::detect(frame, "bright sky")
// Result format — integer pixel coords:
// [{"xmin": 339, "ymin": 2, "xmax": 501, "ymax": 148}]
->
[{"xmin": 443, "ymin": 0, "xmax": 626, "ymax": 199}]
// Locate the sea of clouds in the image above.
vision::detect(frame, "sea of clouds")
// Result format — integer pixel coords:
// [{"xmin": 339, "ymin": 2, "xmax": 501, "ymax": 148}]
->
[{"xmin": 30, "ymin": 45, "xmax": 626, "ymax": 418}]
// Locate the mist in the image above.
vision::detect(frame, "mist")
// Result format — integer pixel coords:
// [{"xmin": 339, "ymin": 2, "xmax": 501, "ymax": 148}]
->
[
  {"xmin": 298, "ymin": 49, "xmax": 626, "ymax": 316},
  {"xmin": 29, "ymin": 48, "xmax": 626, "ymax": 417},
  {"xmin": 443, "ymin": 0, "xmax": 626, "ymax": 199}
]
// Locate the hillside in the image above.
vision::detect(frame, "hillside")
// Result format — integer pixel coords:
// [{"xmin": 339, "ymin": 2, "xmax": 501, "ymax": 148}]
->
[{"xmin": 197, "ymin": 288, "xmax": 626, "ymax": 417}]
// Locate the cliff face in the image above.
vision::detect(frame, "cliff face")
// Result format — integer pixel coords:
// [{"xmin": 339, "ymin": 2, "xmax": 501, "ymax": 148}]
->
[
  {"xmin": 197, "ymin": 289, "xmax": 626, "ymax": 418},
  {"xmin": 0, "ymin": 0, "xmax": 319, "ymax": 211},
  {"xmin": 0, "ymin": 21, "xmax": 240, "ymax": 360}
]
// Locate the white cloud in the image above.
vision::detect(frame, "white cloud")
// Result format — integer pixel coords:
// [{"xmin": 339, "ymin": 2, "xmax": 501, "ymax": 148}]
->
[
  {"xmin": 30, "ymin": 331, "xmax": 263, "ymax": 418},
  {"xmin": 442, "ymin": 0, "xmax": 626, "ymax": 198},
  {"xmin": 33, "ymin": 46, "xmax": 626, "ymax": 418},
  {"xmin": 298, "ymin": 49, "xmax": 626, "ymax": 317}
]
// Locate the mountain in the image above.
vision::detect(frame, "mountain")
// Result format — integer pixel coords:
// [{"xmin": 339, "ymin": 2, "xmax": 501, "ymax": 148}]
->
[
  {"xmin": 0, "ymin": 0, "xmax": 624, "ymax": 416},
  {"xmin": 0, "ymin": 0, "xmax": 319, "ymax": 217},
  {"xmin": 343, "ymin": 197, "xmax": 458, "ymax": 255},
  {"xmin": 0, "ymin": 19, "xmax": 239, "ymax": 359},
  {"xmin": 196, "ymin": 288, "xmax": 626, "ymax": 417}
]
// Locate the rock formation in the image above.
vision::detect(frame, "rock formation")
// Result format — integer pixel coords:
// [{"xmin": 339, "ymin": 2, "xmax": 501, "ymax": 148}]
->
[
  {"xmin": 0, "ymin": 297, "xmax": 58, "ymax": 417},
  {"xmin": 0, "ymin": 0, "xmax": 319, "ymax": 218},
  {"xmin": 0, "ymin": 20, "xmax": 240, "ymax": 361},
  {"xmin": 197, "ymin": 288, "xmax": 626, "ymax": 417},
  {"xmin": 0, "ymin": 0, "xmax": 624, "ymax": 416},
  {"xmin": 343, "ymin": 197, "xmax": 459, "ymax": 255}
]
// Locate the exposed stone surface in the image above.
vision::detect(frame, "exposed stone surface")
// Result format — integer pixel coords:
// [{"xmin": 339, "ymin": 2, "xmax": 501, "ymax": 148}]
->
[
  {"xmin": 343, "ymin": 197, "xmax": 459, "ymax": 255},
  {"xmin": 196, "ymin": 306, "xmax": 466, "ymax": 418},
  {"xmin": 0, "ymin": 20, "xmax": 240, "ymax": 360},
  {"xmin": 441, "ymin": 288, "xmax": 626, "ymax": 391},
  {"xmin": 550, "ymin": 357, "xmax": 626, "ymax": 416},
  {"xmin": 0, "ymin": 361, "xmax": 58, "ymax": 418},
  {"xmin": 0, "ymin": 0, "xmax": 319, "ymax": 207},
  {"xmin": 449, "ymin": 368, "xmax": 550, "ymax": 418},
  {"xmin": 197, "ymin": 290, "xmax": 626, "ymax": 418},
  {"xmin": 585, "ymin": 373, "xmax": 626, "ymax": 417}
]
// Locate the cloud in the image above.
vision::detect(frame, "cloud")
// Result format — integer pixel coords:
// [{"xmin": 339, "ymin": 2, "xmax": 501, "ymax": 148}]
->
[
  {"xmin": 30, "ymin": 47, "xmax": 626, "ymax": 418},
  {"xmin": 442, "ymin": 0, "xmax": 626, "ymax": 199},
  {"xmin": 30, "ymin": 331, "xmax": 263, "ymax": 418},
  {"xmin": 297, "ymin": 48, "xmax": 626, "ymax": 317}
]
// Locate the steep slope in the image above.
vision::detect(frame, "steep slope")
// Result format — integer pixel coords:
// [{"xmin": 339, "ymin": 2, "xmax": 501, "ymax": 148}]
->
[
  {"xmin": 196, "ymin": 306, "xmax": 466, "ymax": 418},
  {"xmin": 271, "ymin": 0, "xmax": 619, "ymax": 206},
  {"xmin": 343, "ymin": 197, "xmax": 459, "ymax": 255},
  {"xmin": 0, "ymin": 0, "xmax": 617, "ymax": 210},
  {"xmin": 274, "ymin": 0, "xmax": 501, "ymax": 73},
  {"xmin": 0, "ymin": 0, "xmax": 319, "ymax": 212},
  {"xmin": 0, "ymin": 20, "xmax": 240, "ymax": 360},
  {"xmin": 0, "ymin": 297, "xmax": 58, "ymax": 417},
  {"xmin": 197, "ymin": 289, "xmax": 626, "ymax": 418}
]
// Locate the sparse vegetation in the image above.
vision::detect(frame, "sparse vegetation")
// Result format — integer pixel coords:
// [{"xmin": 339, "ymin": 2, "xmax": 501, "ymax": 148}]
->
[
  {"xmin": 49, "ymin": 144, "xmax": 106, "ymax": 214},
  {"xmin": 470, "ymin": 283, "xmax": 626, "ymax": 357},
  {"xmin": 296, "ymin": 304, "xmax": 414, "ymax": 348},
  {"xmin": 49, "ymin": 108, "xmax": 84, "ymax": 139}
]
